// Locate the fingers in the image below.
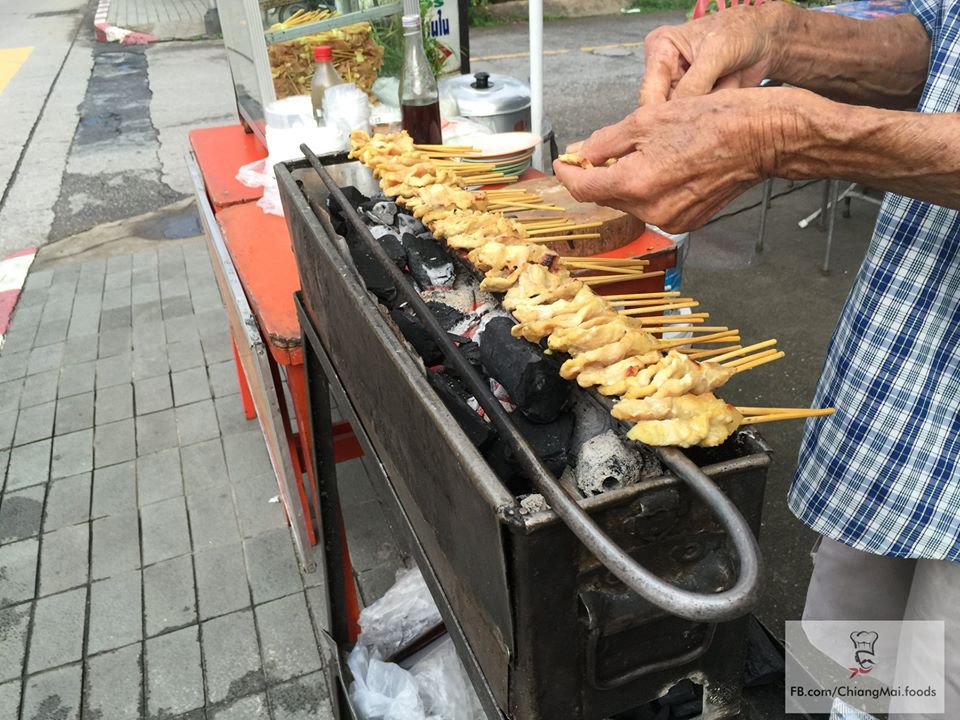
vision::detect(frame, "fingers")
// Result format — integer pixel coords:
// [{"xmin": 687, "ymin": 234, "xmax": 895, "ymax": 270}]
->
[
  {"xmin": 565, "ymin": 140, "xmax": 584, "ymax": 154},
  {"xmin": 553, "ymin": 160, "xmax": 621, "ymax": 205},
  {"xmin": 577, "ymin": 115, "xmax": 637, "ymax": 166},
  {"xmin": 639, "ymin": 49, "xmax": 678, "ymax": 106},
  {"xmin": 672, "ymin": 45, "xmax": 735, "ymax": 99}
]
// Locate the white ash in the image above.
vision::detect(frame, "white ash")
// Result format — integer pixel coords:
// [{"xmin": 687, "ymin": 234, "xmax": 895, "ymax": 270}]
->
[
  {"xmin": 576, "ymin": 430, "xmax": 641, "ymax": 496},
  {"xmin": 366, "ymin": 201, "xmax": 398, "ymax": 226},
  {"xmin": 519, "ymin": 494, "xmax": 549, "ymax": 514},
  {"xmin": 368, "ymin": 224, "xmax": 399, "ymax": 241},
  {"xmin": 569, "ymin": 394, "xmax": 617, "ymax": 457},
  {"xmin": 396, "ymin": 213, "xmax": 427, "ymax": 235},
  {"xmin": 420, "ymin": 263, "xmax": 455, "ymax": 289}
]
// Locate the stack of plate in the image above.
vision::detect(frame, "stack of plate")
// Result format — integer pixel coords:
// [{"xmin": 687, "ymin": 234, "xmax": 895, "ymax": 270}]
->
[{"xmin": 455, "ymin": 132, "xmax": 541, "ymax": 178}]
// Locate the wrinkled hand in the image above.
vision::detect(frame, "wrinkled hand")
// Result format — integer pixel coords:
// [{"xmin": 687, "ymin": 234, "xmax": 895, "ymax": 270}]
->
[
  {"xmin": 554, "ymin": 88, "xmax": 803, "ymax": 233},
  {"xmin": 639, "ymin": 4, "xmax": 784, "ymax": 105}
]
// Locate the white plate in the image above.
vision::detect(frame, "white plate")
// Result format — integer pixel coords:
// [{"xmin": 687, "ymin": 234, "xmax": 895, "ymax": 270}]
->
[{"xmin": 457, "ymin": 132, "xmax": 541, "ymax": 159}]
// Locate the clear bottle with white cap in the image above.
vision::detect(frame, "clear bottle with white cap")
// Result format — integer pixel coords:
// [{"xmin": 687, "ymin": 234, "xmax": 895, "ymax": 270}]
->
[{"xmin": 399, "ymin": 0, "xmax": 442, "ymax": 145}]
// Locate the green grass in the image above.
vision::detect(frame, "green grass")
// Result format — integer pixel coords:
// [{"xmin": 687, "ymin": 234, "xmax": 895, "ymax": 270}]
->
[{"xmin": 624, "ymin": 0, "xmax": 693, "ymax": 12}]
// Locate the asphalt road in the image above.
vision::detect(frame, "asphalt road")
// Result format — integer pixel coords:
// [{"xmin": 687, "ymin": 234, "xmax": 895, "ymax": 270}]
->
[{"xmin": 0, "ymin": 3, "xmax": 235, "ymax": 255}]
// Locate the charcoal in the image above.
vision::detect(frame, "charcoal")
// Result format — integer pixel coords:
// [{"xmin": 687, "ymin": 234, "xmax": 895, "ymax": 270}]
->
[
  {"xmin": 425, "ymin": 301, "xmax": 464, "ymax": 331},
  {"xmin": 396, "ymin": 212, "xmax": 427, "ymax": 235},
  {"xmin": 389, "ymin": 305, "xmax": 443, "ymax": 365},
  {"xmin": 401, "ymin": 233, "xmax": 455, "ymax": 289},
  {"xmin": 346, "ymin": 239, "xmax": 398, "ymax": 307},
  {"xmin": 479, "ymin": 317, "xmax": 570, "ymax": 423},
  {"xmin": 361, "ymin": 199, "xmax": 398, "ymax": 225},
  {"xmin": 427, "ymin": 371, "xmax": 497, "ymax": 451},
  {"xmin": 327, "ymin": 186, "xmax": 370, "ymax": 236},
  {"xmin": 485, "ymin": 411, "xmax": 575, "ymax": 494},
  {"xmin": 369, "ymin": 226, "xmax": 407, "ymax": 269}
]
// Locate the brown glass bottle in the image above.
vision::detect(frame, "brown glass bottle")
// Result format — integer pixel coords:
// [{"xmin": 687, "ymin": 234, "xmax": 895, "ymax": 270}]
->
[{"xmin": 399, "ymin": 11, "xmax": 442, "ymax": 145}]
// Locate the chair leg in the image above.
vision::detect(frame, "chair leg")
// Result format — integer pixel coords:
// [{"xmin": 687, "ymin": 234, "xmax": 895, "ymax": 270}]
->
[
  {"xmin": 756, "ymin": 178, "xmax": 773, "ymax": 253},
  {"xmin": 823, "ymin": 179, "xmax": 840, "ymax": 275},
  {"xmin": 818, "ymin": 179, "xmax": 831, "ymax": 231}
]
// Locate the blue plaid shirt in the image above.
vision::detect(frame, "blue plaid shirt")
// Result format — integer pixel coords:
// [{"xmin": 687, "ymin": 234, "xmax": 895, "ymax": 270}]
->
[{"xmin": 789, "ymin": 0, "xmax": 960, "ymax": 560}]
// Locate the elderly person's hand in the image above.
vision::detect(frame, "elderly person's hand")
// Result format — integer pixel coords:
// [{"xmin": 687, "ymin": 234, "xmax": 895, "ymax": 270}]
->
[
  {"xmin": 639, "ymin": 4, "xmax": 786, "ymax": 105},
  {"xmin": 553, "ymin": 87, "xmax": 816, "ymax": 233}
]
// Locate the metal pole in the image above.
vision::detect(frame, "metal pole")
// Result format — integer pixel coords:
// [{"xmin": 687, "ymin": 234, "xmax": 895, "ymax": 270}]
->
[{"xmin": 529, "ymin": 0, "xmax": 544, "ymax": 170}]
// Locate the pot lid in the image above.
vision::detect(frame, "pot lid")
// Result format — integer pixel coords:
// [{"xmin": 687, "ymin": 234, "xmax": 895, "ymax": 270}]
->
[{"xmin": 440, "ymin": 72, "xmax": 531, "ymax": 116}]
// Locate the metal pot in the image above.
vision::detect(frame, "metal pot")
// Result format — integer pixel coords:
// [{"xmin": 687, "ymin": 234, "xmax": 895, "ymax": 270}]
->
[{"xmin": 440, "ymin": 72, "xmax": 532, "ymax": 133}]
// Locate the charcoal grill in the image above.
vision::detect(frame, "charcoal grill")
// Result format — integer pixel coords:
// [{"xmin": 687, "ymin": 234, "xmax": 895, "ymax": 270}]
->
[{"xmin": 276, "ymin": 151, "xmax": 772, "ymax": 720}]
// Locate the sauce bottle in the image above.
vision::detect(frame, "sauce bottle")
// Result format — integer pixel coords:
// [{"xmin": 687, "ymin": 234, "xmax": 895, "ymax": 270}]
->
[
  {"xmin": 399, "ymin": 4, "xmax": 442, "ymax": 144},
  {"xmin": 311, "ymin": 45, "xmax": 343, "ymax": 124}
]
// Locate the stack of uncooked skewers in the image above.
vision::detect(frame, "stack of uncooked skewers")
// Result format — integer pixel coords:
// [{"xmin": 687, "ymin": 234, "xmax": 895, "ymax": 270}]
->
[{"xmin": 348, "ymin": 131, "xmax": 834, "ymax": 447}]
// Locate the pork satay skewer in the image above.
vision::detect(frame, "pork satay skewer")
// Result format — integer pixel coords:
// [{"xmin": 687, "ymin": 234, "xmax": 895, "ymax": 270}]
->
[{"xmin": 614, "ymin": 297, "xmax": 695, "ymax": 307}]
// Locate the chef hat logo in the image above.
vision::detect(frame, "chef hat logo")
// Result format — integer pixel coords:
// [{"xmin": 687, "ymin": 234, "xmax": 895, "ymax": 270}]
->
[{"xmin": 850, "ymin": 631, "xmax": 879, "ymax": 673}]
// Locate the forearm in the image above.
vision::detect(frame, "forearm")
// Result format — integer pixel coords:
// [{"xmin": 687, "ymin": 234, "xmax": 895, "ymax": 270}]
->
[
  {"xmin": 771, "ymin": 89, "xmax": 960, "ymax": 209},
  {"xmin": 765, "ymin": 2, "xmax": 930, "ymax": 108}
]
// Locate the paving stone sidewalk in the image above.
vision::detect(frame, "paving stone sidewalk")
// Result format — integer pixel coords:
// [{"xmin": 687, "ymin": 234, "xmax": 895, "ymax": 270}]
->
[
  {"xmin": 107, "ymin": 0, "xmax": 210, "ymax": 40},
  {"xmin": 0, "ymin": 239, "xmax": 388, "ymax": 720}
]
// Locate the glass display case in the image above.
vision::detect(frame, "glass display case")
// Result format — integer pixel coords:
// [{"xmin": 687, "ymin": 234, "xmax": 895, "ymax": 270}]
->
[{"xmin": 218, "ymin": 0, "xmax": 469, "ymax": 148}]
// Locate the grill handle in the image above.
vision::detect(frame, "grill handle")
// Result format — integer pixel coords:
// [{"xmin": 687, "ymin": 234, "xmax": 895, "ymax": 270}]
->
[{"xmin": 302, "ymin": 147, "xmax": 762, "ymax": 624}]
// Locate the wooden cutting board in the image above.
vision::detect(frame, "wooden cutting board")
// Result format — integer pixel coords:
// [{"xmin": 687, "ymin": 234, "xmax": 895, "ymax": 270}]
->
[{"xmin": 507, "ymin": 175, "xmax": 646, "ymax": 256}]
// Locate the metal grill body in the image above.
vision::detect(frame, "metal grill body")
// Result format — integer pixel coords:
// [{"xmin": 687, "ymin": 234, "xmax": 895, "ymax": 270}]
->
[{"xmin": 277, "ymin": 159, "xmax": 771, "ymax": 720}]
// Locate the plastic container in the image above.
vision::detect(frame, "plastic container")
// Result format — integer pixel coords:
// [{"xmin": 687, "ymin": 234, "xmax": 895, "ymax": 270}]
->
[
  {"xmin": 264, "ymin": 95, "xmax": 315, "ymax": 130},
  {"xmin": 324, "ymin": 82, "xmax": 371, "ymax": 136},
  {"xmin": 311, "ymin": 45, "xmax": 344, "ymax": 123},
  {"xmin": 648, "ymin": 225, "xmax": 690, "ymax": 292}
]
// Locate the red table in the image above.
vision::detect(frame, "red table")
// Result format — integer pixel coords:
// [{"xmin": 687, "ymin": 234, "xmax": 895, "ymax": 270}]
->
[{"xmin": 188, "ymin": 126, "xmax": 362, "ymax": 575}]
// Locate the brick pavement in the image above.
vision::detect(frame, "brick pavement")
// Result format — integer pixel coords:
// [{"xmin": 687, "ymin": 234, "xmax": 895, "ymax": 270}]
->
[
  {"xmin": 107, "ymin": 0, "xmax": 210, "ymax": 40},
  {"xmin": 0, "ymin": 238, "xmax": 403, "ymax": 720}
]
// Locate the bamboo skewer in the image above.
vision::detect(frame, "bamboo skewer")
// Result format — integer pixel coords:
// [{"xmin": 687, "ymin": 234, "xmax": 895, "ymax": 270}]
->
[
  {"xmin": 650, "ymin": 326, "xmax": 730, "ymax": 333},
  {"xmin": 488, "ymin": 202, "xmax": 565, "ymax": 212},
  {"xmin": 741, "ymin": 408, "xmax": 835, "ymax": 424},
  {"xmin": 564, "ymin": 258, "xmax": 649, "ymax": 268},
  {"xmin": 603, "ymin": 291, "xmax": 682, "ymax": 300},
  {"xmin": 723, "ymin": 349, "xmax": 782, "ymax": 369},
  {"xmin": 613, "ymin": 297, "xmax": 694, "ymax": 307},
  {"xmin": 620, "ymin": 301, "xmax": 699, "ymax": 315},
  {"xmin": 568, "ymin": 263, "xmax": 652, "ymax": 275},
  {"xmin": 529, "ymin": 223, "xmax": 605, "ymax": 236},
  {"xmin": 657, "ymin": 330, "xmax": 740, "ymax": 349},
  {"xmin": 581, "ymin": 271, "xmax": 665, "ymax": 287},
  {"xmin": 527, "ymin": 233, "xmax": 604, "ymax": 243},
  {"xmin": 684, "ymin": 345, "xmax": 742, "ymax": 360},
  {"xmin": 711, "ymin": 340, "xmax": 778, "ymax": 364},
  {"xmin": 733, "ymin": 351, "xmax": 786, "ymax": 373},
  {"xmin": 639, "ymin": 313, "xmax": 710, "ymax": 324}
]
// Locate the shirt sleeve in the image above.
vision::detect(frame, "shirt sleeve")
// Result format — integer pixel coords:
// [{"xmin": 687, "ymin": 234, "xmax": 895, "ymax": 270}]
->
[{"xmin": 910, "ymin": 0, "xmax": 939, "ymax": 37}]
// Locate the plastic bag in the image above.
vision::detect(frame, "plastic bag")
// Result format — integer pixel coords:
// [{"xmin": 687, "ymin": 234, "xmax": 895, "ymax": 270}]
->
[
  {"xmin": 235, "ymin": 124, "xmax": 348, "ymax": 216},
  {"xmin": 348, "ymin": 644, "xmax": 428, "ymax": 720},
  {"xmin": 409, "ymin": 637, "xmax": 484, "ymax": 720},
  {"xmin": 348, "ymin": 568, "xmax": 484, "ymax": 720},
  {"xmin": 357, "ymin": 568, "xmax": 443, "ymax": 659}
]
